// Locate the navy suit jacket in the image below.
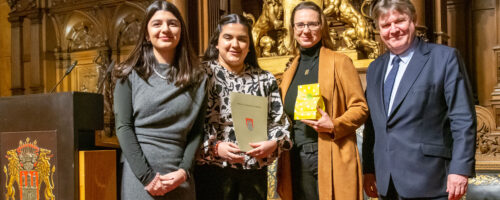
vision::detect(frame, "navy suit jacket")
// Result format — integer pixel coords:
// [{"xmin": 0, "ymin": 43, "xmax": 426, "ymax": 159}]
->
[{"xmin": 362, "ymin": 37, "xmax": 476, "ymax": 198}]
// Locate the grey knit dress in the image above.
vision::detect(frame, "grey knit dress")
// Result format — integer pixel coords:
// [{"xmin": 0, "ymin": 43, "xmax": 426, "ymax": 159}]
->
[{"xmin": 114, "ymin": 64, "xmax": 206, "ymax": 200}]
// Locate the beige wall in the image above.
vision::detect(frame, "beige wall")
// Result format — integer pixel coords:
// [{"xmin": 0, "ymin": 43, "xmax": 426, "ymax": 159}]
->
[{"xmin": 0, "ymin": 2, "xmax": 11, "ymax": 96}]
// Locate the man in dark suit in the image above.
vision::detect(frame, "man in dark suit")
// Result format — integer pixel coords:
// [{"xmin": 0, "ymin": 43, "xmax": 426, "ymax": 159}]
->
[{"xmin": 362, "ymin": 0, "xmax": 476, "ymax": 200}]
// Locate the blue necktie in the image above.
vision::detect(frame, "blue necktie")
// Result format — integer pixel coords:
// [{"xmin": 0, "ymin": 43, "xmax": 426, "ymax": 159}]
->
[{"xmin": 384, "ymin": 56, "xmax": 401, "ymax": 114}]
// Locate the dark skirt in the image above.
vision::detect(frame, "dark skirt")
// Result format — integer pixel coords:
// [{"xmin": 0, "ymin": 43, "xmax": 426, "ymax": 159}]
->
[{"xmin": 194, "ymin": 164, "xmax": 267, "ymax": 200}]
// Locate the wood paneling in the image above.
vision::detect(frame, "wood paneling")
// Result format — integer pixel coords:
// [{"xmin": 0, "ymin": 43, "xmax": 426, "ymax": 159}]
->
[
  {"xmin": 472, "ymin": 1, "xmax": 496, "ymax": 106},
  {"xmin": 0, "ymin": 2, "xmax": 11, "ymax": 97},
  {"xmin": 197, "ymin": 0, "xmax": 210, "ymax": 56},
  {"xmin": 473, "ymin": 0, "xmax": 496, "ymax": 10},
  {"xmin": 447, "ymin": 0, "xmax": 477, "ymax": 102},
  {"xmin": 79, "ymin": 150, "xmax": 117, "ymax": 200},
  {"xmin": 433, "ymin": 0, "xmax": 449, "ymax": 44},
  {"xmin": 0, "ymin": 58, "xmax": 11, "ymax": 96}
]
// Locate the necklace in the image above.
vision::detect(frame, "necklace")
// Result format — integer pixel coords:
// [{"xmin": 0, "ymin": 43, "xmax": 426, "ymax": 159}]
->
[
  {"xmin": 304, "ymin": 64, "xmax": 316, "ymax": 76},
  {"xmin": 153, "ymin": 64, "xmax": 167, "ymax": 80},
  {"xmin": 304, "ymin": 57, "xmax": 319, "ymax": 76}
]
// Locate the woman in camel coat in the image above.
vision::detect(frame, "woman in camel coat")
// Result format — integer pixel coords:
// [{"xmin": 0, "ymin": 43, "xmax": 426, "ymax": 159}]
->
[{"xmin": 277, "ymin": 2, "xmax": 368, "ymax": 200}]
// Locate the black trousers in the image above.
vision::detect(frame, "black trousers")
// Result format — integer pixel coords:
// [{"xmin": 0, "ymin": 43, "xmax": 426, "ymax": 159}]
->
[
  {"xmin": 194, "ymin": 164, "xmax": 267, "ymax": 200},
  {"xmin": 290, "ymin": 143, "xmax": 319, "ymax": 200},
  {"xmin": 379, "ymin": 177, "xmax": 448, "ymax": 200}
]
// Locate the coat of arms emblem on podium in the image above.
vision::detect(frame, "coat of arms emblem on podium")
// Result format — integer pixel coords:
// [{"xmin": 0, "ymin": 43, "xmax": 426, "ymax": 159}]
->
[{"xmin": 3, "ymin": 137, "xmax": 56, "ymax": 200}]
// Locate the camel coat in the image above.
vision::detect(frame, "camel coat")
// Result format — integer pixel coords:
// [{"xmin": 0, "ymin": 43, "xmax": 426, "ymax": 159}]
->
[{"xmin": 277, "ymin": 47, "xmax": 368, "ymax": 200}]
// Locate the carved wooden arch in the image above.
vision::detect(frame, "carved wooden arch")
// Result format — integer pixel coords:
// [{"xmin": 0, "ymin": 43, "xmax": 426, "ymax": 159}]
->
[
  {"xmin": 64, "ymin": 11, "xmax": 107, "ymax": 52},
  {"xmin": 110, "ymin": 3, "xmax": 146, "ymax": 49},
  {"xmin": 475, "ymin": 105, "xmax": 500, "ymax": 170},
  {"xmin": 47, "ymin": 14, "xmax": 63, "ymax": 49},
  {"xmin": 476, "ymin": 106, "xmax": 495, "ymax": 134}
]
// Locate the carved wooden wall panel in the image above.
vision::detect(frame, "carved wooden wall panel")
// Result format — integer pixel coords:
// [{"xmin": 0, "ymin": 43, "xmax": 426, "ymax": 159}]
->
[
  {"xmin": 447, "ymin": 0, "xmax": 477, "ymax": 101},
  {"xmin": 472, "ymin": 1, "xmax": 496, "ymax": 108},
  {"xmin": 476, "ymin": 106, "xmax": 500, "ymax": 170},
  {"xmin": 4, "ymin": 0, "xmax": 200, "ymax": 146},
  {"xmin": 0, "ymin": 2, "xmax": 12, "ymax": 97}
]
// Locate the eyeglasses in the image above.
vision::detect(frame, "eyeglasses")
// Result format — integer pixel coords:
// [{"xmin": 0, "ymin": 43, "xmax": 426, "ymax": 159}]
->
[{"xmin": 294, "ymin": 22, "xmax": 321, "ymax": 31}]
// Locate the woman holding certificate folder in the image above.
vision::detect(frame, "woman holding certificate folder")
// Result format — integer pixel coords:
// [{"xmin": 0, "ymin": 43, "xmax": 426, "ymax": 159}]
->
[
  {"xmin": 195, "ymin": 14, "xmax": 292, "ymax": 200},
  {"xmin": 277, "ymin": 2, "xmax": 368, "ymax": 200}
]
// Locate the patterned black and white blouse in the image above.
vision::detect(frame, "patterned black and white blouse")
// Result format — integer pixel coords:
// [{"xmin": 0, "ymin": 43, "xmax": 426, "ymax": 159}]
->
[{"xmin": 197, "ymin": 60, "xmax": 292, "ymax": 169}]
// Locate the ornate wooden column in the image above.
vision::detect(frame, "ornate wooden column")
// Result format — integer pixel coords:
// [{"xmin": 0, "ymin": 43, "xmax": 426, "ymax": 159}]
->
[
  {"xmin": 468, "ymin": 0, "xmax": 497, "ymax": 118},
  {"xmin": 490, "ymin": 0, "xmax": 500, "ymax": 127},
  {"xmin": 433, "ymin": 0, "xmax": 449, "ymax": 44},
  {"xmin": 28, "ymin": 10, "xmax": 44, "ymax": 93},
  {"xmin": 8, "ymin": 16, "xmax": 24, "ymax": 95},
  {"xmin": 447, "ymin": 0, "xmax": 476, "ymax": 102},
  {"xmin": 53, "ymin": 48, "xmax": 70, "ymax": 93},
  {"xmin": 410, "ymin": 0, "xmax": 428, "ymax": 40},
  {"xmin": 196, "ymin": 0, "xmax": 220, "ymax": 55},
  {"xmin": 170, "ymin": 0, "xmax": 187, "ymax": 21}
]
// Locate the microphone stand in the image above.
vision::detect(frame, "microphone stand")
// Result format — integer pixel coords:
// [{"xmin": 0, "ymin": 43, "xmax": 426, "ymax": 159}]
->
[{"xmin": 50, "ymin": 60, "xmax": 78, "ymax": 93}]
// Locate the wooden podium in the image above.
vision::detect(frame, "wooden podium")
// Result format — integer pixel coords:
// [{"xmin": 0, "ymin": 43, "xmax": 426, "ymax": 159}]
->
[{"xmin": 0, "ymin": 92, "xmax": 116, "ymax": 200}]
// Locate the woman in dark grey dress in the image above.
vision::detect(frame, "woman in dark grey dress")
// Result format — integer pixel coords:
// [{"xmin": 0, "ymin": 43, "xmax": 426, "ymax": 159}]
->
[{"xmin": 113, "ymin": 1, "xmax": 206, "ymax": 199}]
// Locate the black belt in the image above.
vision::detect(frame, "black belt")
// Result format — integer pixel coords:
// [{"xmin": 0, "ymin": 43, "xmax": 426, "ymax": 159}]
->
[{"xmin": 299, "ymin": 143, "xmax": 318, "ymax": 153}]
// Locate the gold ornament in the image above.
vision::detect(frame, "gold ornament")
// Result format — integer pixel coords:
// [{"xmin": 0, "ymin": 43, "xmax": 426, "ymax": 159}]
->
[{"xmin": 4, "ymin": 138, "xmax": 56, "ymax": 200}]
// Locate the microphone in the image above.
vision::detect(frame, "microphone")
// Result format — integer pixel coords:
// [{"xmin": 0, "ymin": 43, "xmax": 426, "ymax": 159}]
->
[
  {"xmin": 97, "ymin": 60, "xmax": 115, "ymax": 93},
  {"xmin": 50, "ymin": 60, "xmax": 78, "ymax": 93}
]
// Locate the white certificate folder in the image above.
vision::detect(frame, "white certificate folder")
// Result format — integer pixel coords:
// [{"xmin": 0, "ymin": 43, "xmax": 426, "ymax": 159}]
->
[{"xmin": 230, "ymin": 92, "xmax": 268, "ymax": 152}]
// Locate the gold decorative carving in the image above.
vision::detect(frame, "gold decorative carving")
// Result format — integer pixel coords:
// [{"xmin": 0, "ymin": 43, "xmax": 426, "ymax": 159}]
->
[
  {"xmin": 37, "ymin": 149, "xmax": 56, "ymax": 200},
  {"xmin": 476, "ymin": 106, "xmax": 500, "ymax": 157},
  {"xmin": 267, "ymin": 160, "xmax": 279, "ymax": 200},
  {"xmin": 3, "ymin": 138, "xmax": 56, "ymax": 200},
  {"xmin": 260, "ymin": 36, "xmax": 277, "ymax": 57},
  {"xmin": 119, "ymin": 14, "xmax": 142, "ymax": 46},
  {"xmin": 4, "ymin": 150, "xmax": 19, "ymax": 200},
  {"xmin": 94, "ymin": 50, "xmax": 117, "ymax": 144},
  {"xmin": 323, "ymin": 0, "xmax": 379, "ymax": 58},
  {"xmin": 50, "ymin": 0, "xmax": 64, "ymax": 7},
  {"xmin": 76, "ymin": 65, "xmax": 99, "ymax": 93},
  {"xmin": 95, "ymin": 50, "xmax": 113, "ymax": 122},
  {"xmin": 246, "ymin": 0, "xmax": 379, "ymax": 60},
  {"xmin": 67, "ymin": 21, "xmax": 105, "ymax": 52},
  {"xmin": 416, "ymin": 26, "xmax": 429, "ymax": 42},
  {"xmin": 6, "ymin": 0, "xmax": 36, "ymax": 12},
  {"xmin": 469, "ymin": 174, "xmax": 500, "ymax": 186},
  {"xmin": 244, "ymin": 0, "xmax": 285, "ymax": 57},
  {"xmin": 6, "ymin": 0, "xmax": 19, "ymax": 11},
  {"xmin": 475, "ymin": 105, "xmax": 500, "ymax": 171}
]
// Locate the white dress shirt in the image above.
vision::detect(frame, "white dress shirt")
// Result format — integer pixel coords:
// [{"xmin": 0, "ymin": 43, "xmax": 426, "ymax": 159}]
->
[{"xmin": 384, "ymin": 41, "xmax": 416, "ymax": 115}]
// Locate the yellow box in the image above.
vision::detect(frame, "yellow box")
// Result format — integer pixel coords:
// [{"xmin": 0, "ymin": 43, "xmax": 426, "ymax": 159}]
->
[{"xmin": 294, "ymin": 83, "xmax": 325, "ymax": 120}]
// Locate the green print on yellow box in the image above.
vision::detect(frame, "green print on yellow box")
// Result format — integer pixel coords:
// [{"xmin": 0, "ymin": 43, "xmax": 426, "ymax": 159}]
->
[{"xmin": 294, "ymin": 83, "xmax": 325, "ymax": 120}]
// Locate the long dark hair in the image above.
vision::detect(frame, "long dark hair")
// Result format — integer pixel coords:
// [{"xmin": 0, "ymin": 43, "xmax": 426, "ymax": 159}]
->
[
  {"xmin": 202, "ymin": 14, "xmax": 260, "ymax": 69},
  {"xmin": 113, "ymin": 0, "xmax": 203, "ymax": 87},
  {"xmin": 288, "ymin": 1, "xmax": 335, "ymax": 55}
]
